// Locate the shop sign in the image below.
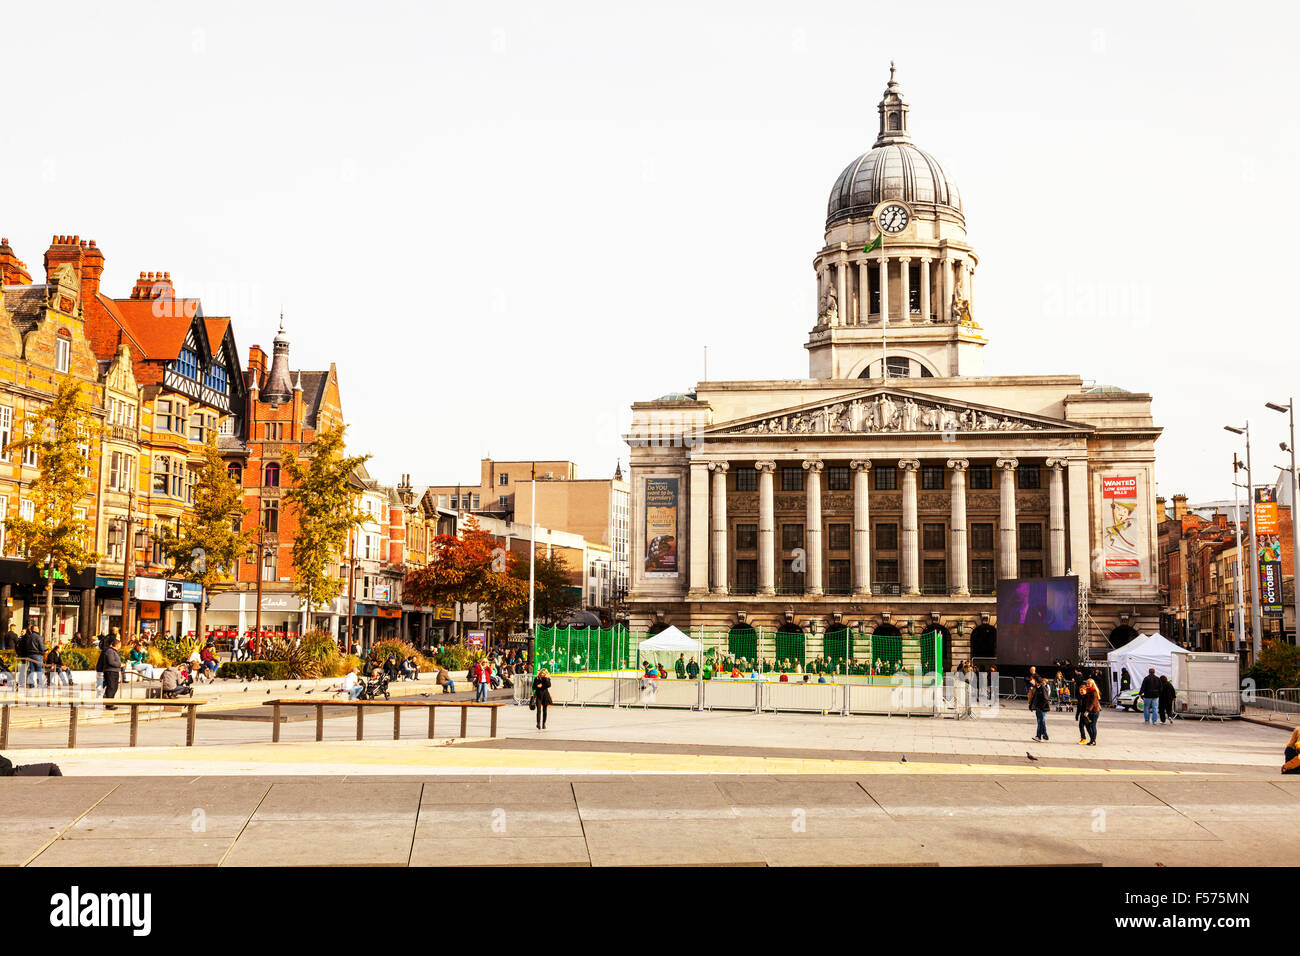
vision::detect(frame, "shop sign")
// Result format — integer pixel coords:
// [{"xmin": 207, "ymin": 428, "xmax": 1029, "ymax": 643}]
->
[
  {"xmin": 467, "ymin": 631, "xmax": 486, "ymax": 649},
  {"xmin": 134, "ymin": 577, "xmax": 166, "ymax": 601},
  {"xmin": 434, "ymin": 606, "xmax": 455, "ymax": 621},
  {"xmin": 139, "ymin": 601, "xmax": 161, "ymax": 619},
  {"xmin": 378, "ymin": 607, "xmax": 401, "ymax": 619},
  {"xmin": 165, "ymin": 580, "xmax": 203, "ymax": 603},
  {"xmin": 260, "ymin": 594, "xmax": 297, "ymax": 612}
]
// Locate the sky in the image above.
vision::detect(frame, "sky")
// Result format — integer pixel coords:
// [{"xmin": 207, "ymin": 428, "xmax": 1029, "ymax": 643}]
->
[{"xmin": 1, "ymin": 0, "xmax": 1296, "ymax": 502}]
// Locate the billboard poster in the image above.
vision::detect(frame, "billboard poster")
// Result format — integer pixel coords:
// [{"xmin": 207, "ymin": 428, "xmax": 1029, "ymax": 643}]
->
[
  {"xmin": 1100, "ymin": 475, "xmax": 1141, "ymax": 580},
  {"xmin": 643, "ymin": 477, "xmax": 679, "ymax": 577},
  {"xmin": 1256, "ymin": 489, "xmax": 1283, "ymax": 616}
]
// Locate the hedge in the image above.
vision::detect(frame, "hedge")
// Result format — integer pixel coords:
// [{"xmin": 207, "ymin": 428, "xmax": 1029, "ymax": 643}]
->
[{"xmin": 217, "ymin": 661, "xmax": 290, "ymax": 681}]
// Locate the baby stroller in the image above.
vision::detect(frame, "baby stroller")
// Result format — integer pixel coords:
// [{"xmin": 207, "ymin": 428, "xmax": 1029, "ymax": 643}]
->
[{"xmin": 359, "ymin": 670, "xmax": 391, "ymax": 701}]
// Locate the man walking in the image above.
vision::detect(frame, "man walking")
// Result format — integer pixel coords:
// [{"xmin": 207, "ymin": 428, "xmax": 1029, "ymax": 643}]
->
[
  {"xmin": 1158, "ymin": 675, "xmax": 1177, "ymax": 724},
  {"xmin": 101, "ymin": 636, "xmax": 124, "ymax": 711},
  {"xmin": 1029, "ymin": 675, "xmax": 1050, "ymax": 741},
  {"xmin": 1139, "ymin": 667, "xmax": 1162, "ymax": 725}
]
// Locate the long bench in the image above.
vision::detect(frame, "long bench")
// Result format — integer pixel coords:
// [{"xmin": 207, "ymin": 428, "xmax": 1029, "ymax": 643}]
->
[
  {"xmin": 0, "ymin": 698, "xmax": 206, "ymax": 748},
  {"xmin": 262, "ymin": 698, "xmax": 506, "ymax": 742}
]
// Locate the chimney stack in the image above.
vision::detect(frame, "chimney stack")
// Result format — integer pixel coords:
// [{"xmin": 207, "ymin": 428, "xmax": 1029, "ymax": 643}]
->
[
  {"xmin": 43, "ymin": 234, "xmax": 84, "ymax": 284},
  {"xmin": 1172, "ymin": 494, "xmax": 1189, "ymax": 521},
  {"xmin": 0, "ymin": 237, "xmax": 31, "ymax": 285},
  {"xmin": 80, "ymin": 239, "xmax": 104, "ymax": 299},
  {"xmin": 1155, "ymin": 496, "xmax": 1167, "ymax": 522},
  {"xmin": 130, "ymin": 270, "xmax": 175, "ymax": 300}
]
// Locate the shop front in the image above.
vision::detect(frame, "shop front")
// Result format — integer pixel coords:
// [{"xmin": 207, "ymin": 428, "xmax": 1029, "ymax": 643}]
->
[
  {"xmin": 206, "ymin": 590, "xmax": 347, "ymax": 646},
  {"xmin": 0, "ymin": 558, "xmax": 97, "ymax": 643}
]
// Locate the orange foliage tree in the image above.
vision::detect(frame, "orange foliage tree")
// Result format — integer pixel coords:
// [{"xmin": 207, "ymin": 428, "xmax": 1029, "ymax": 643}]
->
[{"xmin": 404, "ymin": 517, "xmax": 529, "ymax": 639}]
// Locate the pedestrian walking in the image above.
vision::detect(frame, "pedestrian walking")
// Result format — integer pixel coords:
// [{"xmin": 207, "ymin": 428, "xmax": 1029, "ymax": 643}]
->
[
  {"xmin": 1283, "ymin": 727, "xmax": 1300, "ymax": 774},
  {"xmin": 531, "ymin": 667, "xmax": 552, "ymax": 730},
  {"xmin": 1029, "ymin": 676, "xmax": 1050, "ymax": 741},
  {"xmin": 101, "ymin": 636, "xmax": 124, "ymax": 711},
  {"xmin": 1158, "ymin": 675, "xmax": 1177, "ymax": 724},
  {"xmin": 1139, "ymin": 668, "xmax": 1161, "ymax": 725},
  {"xmin": 1079, "ymin": 673, "xmax": 1101, "ymax": 746}
]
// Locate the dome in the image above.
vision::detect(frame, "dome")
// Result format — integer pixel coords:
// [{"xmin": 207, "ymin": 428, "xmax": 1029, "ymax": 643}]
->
[{"xmin": 825, "ymin": 64, "xmax": 963, "ymax": 228}]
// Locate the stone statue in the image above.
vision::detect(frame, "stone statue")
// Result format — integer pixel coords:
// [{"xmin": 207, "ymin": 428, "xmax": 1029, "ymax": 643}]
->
[
  {"xmin": 877, "ymin": 395, "xmax": 897, "ymax": 431},
  {"xmin": 818, "ymin": 282, "xmax": 838, "ymax": 326},
  {"xmin": 901, "ymin": 398, "xmax": 922, "ymax": 431}
]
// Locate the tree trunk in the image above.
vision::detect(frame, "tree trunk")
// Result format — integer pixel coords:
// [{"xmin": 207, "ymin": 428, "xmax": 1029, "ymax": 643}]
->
[
  {"xmin": 197, "ymin": 594, "xmax": 207, "ymax": 646},
  {"xmin": 44, "ymin": 572, "xmax": 55, "ymax": 648}
]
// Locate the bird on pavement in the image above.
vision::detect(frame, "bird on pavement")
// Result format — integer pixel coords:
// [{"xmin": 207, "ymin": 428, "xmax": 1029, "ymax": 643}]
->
[
  {"xmin": 295, "ymin": 684, "xmax": 302, "ymax": 690},
  {"xmin": 1026, "ymin": 752, "xmax": 1038, "ymax": 761},
  {"xmin": 242, "ymin": 686, "xmax": 249, "ymax": 693},
  {"xmin": 266, "ymin": 689, "xmax": 271, "ymax": 694},
  {"xmin": 900, "ymin": 755, "xmax": 907, "ymax": 763},
  {"xmin": 305, "ymin": 689, "xmax": 315, "ymax": 695}
]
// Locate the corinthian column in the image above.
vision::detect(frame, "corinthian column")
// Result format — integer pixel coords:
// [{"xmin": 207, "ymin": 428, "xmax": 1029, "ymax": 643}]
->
[
  {"xmin": 756, "ymin": 461, "xmax": 776, "ymax": 595},
  {"xmin": 920, "ymin": 257, "xmax": 931, "ymax": 322},
  {"xmin": 899, "ymin": 256, "xmax": 911, "ymax": 321},
  {"xmin": 836, "ymin": 255, "xmax": 848, "ymax": 328},
  {"xmin": 900, "ymin": 459, "xmax": 920, "ymax": 595},
  {"xmin": 948, "ymin": 458, "xmax": 969, "ymax": 595},
  {"xmin": 851, "ymin": 460, "xmax": 872, "ymax": 595},
  {"xmin": 858, "ymin": 260, "xmax": 871, "ymax": 325},
  {"xmin": 1046, "ymin": 458, "xmax": 1067, "ymax": 577},
  {"xmin": 803, "ymin": 459, "xmax": 824, "ymax": 596},
  {"xmin": 878, "ymin": 255, "xmax": 890, "ymax": 327},
  {"xmin": 710, "ymin": 462, "xmax": 729, "ymax": 593},
  {"xmin": 689, "ymin": 460, "xmax": 710, "ymax": 595},
  {"xmin": 997, "ymin": 458, "xmax": 1019, "ymax": 579},
  {"xmin": 941, "ymin": 255, "xmax": 953, "ymax": 322}
]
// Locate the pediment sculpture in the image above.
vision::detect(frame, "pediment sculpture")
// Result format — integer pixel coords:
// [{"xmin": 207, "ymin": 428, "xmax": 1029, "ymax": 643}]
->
[{"xmin": 728, "ymin": 393, "xmax": 1050, "ymax": 435}]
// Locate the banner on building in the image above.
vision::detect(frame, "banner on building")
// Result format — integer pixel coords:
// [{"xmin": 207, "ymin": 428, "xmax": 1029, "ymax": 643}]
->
[
  {"xmin": 1100, "ymin": 475, "xmax": 1142, "ymax": 580},
  {"xmin": 643, "ymin": 477, "xmax": 679, "ymax": 577},
  {"xmin": 1256, "ymin": 488, "xmax": 1283, "ymax": 616}
]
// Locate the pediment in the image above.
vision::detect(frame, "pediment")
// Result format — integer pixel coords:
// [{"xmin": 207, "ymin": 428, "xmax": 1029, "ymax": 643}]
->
[{"xmin": 708, "ymin": 386, "xmax": 1092, "ymax": 438}]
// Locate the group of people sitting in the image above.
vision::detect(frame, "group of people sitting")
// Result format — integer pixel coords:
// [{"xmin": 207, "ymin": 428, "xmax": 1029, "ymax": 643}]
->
[{"xmin": 647, "ymin": 654, "xmax": 909, "ymax": 681}]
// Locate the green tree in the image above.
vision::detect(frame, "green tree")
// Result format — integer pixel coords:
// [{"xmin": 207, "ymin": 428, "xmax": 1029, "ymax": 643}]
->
[
  {"xmin": 283, "ymin": 426, "xmax": 370, "ymax": 630},
  {"xmin": 153, "ymin": 435, "xmax": 251, "ymax": 640},
  {"xmin": 3, "ymin": 380, "xmax": 101, "ymax": 646},
  {"xmin": 511, "ymin": 549, "xmax": 578, "ymax": 627}
]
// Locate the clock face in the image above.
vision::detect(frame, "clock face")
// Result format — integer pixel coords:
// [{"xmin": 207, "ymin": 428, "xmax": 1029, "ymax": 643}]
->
[{"xmin": 878, "ymin": 203, "xmax": 910, "ymax": 233}]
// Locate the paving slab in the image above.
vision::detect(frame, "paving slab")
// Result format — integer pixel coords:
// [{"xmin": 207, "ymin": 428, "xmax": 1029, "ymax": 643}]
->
[
  {"xmin": 222, "ymin": 820, "xmax": 415, "ymax": 866},
  {"xmin": 418, "ymin": 779, "xmax": 577, "ymax": 808},
  {"xmin": 416, "ymin": 805, "xmax": 584, "ymax": 838},
  {"xmin": 251, "ymin": 781, "xmax": 422, "ymax": 821},
  {"xmin": 572, "ymin": 779, "xmax": 730, "ymax": 813},
  {"xmin": 892, "ymin": 822, "xmax": 1102, "ymax": 866},
  {"xmin": 409, "ymin": 836, "xmax": 589, "ymax": 866},
  {"xmin": 29, "ymin": 837, "xmax": 232, "ymax": 867},
  {"xmin": 0, "ymin": 828, "xmax": 66, "ymax": 867},
  {"xmin": 581, "ymin": 819, "xmax": 765, "ymax": 866},
  {"xmin": 63, "ymin": 808, "xmax": 253, "ymax": 840},
  {"xmin": 1135, "ymin": 780, "xmax": 1300, "ymax": 819},
  {"xmin": 994, "ymin": 780, "xmax": 1167, "ymax": 807},
  {"xmin": 716, "ymin": 779, "xmax": 884, "ymax": 809},
  {"xmin": 751, "ymin": 836, "xmax": 936, "ymax": 866},
  {"xmin": 860, "ymin": 779, "xmax": 1024, "ymax": 815}
]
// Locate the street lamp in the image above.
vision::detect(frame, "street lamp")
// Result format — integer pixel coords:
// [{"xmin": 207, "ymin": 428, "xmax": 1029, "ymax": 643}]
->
[
  {"xmin": 107, "ymin": 493, "xmax": 149, "ymax": 639},
  {"xmin": 1225, "ymin": 423, "xmax": 1263, "ymax": 660},
  {"xmin": 1266, "ymin": 399, "xmax": 1299, "ymax": 644}
]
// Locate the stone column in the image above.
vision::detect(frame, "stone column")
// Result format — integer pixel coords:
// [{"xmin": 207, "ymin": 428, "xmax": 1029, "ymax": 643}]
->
[
  {"xmin": 948, "ymin": 459, "xmax": 969, "ymax": 595},
  {"xmin": 941, "ymin": 255, "xmax": 953, "ymax": 323},
  {"xmin": 1046, "ymin": 458, "xmax": 1067, "ymax": 577},
  {"xmin": 710, "ymin": 462, "xmax": 729, "ymax": 593},
  {"xmin": 900, "ymin": 459, "xmax": 920, "ymax": 595},
  {"xmin": 997, "ymin": 457, "xmax": 1019, "ymax": 579},
  {"xmin": 1067, "ymin": 458, "xmax": 1090, "ymax": 587},
  {"xmin": 851, "ymin": 460, "xmax": 872, "ymax": 595},
  {"xmin": 803, "ymin": 460, "xmax": 824, "ymax": 596},
  {"xmin": 858, "ymin": 261, "xmax": 871, "ymax": 325},
  {"xmin": 898, "ymin": 256, "xmax": 911, "ymax": 321},
  {"xmin": 878, "ymin": 255, "xmax": 889, "ymax": 327},
  {"xmin": 967, "ymin": 265, "xmax": 975, "ymax": 320},
  {"xmin": 836, "ymin": 256, "xmax": 848, "ymax": 328},
  {"xmin": 756, "ymin": 460, "xmax": 776, "ymax": 596},
  {"xmin": 920, "ymin": 257, "xmax": 931, "ymax": 322},
  {"xmin": 689, "ymin": 461, "xmax": 710, "ymax": 595}
]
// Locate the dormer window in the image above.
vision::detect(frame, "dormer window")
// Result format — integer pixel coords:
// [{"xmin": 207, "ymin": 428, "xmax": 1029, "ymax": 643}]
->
[
  {"xmin": 175, "ymin": 348, "xmax": 199, "ymax": 380},
  {"xmin": 204, "ymin": 363, "xmax": 228, "ymax": 394}
]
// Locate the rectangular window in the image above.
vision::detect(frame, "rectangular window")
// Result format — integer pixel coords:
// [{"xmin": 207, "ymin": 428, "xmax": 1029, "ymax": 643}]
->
[
  {"xmin": 827, "ymin": 466, "xmax": 850, "ymax": 491},
  {"xmin": 971, "ymin": 559, "xmax": 995, "ymax": 594},
  {"xmin": 875, "ymin": 559, "xmax": 899, "ymax": 585},
  {"xmin": 922, "ymin": 559, "xmax": 947, "ymax": 593},
  {"xmin": 1018, "ymin": 466, "xmax": 1041, "ymax": 490},
  {"xmin": 173, "ymin": 403, "xmax": 187, "ymax": 434},
  {"xmin": 734, "ymin": 560, "xmax": 758, "ymax": 593},
  {"xmin": 185, "ymin": 468, "xmax": 198, "ymax": 504},
  {"xmin": 55, "ymin": 337, "xmax": 71, "ymax": 373},
  {"xmin": 781, "ymin": 467, "xmax": 804, "ymax": 492},
  {"xmin": 782, "ymin": 523, "xmax": 804, "ymax": 552},
  {"xmin": 156, "ymin": 400, "xmax": 172, "ymax": 434},
  {"xmin": 922, "ymin": 523, "xmax": 945, "ymax": 551},
  {"xmin": 109, "ymin": 451, "xmax": 122, "ymax": 490},
  {"xmin": 153, "ymin": 456, "xmax": 171, "ymax": 495},
  {"xmin": 735, "ymin": 468, "xmax": 757, "ymax": 491},
  {"xmin": 498, "ymin": 473, "xmax": 509, "ymax": 486},
  {"xmin": 969, "ymin": 465, "xmax": 993, "ymax": 490},
  {"xmin": 828, "ymin": 523, "xmax": 851, "ymax": 551},
  {"xmin": 921, "ymin": 465, "xmax": 945, "ymax": 490},
  {"xmin": 0, "ymin": 496, "xmax": 6, "ymax": 554},
  {"xmin": 20, "ymin": 499, "xmax": 34, "ymax": 522},
  {"xmin": 909, "ymin": 264, "xmax": 922, "ymax": 315},
  {"xmin": 189, "ymin": 413, "xmax": 205, "ymax": 443},
  {"xmin": 263, "ymin": 549, "xmax": 276, "ymax": 580},
  {"xmin": 736, "ymin": 523, "xmax": 757, "ymax": 550},
  {"xmin": 219, "ymin": 416, "xmax": 234, "ymax": 437},
  {"xmin": 828, "ymin": 560, "xmax": 851, "ymax": 592},
  {"xmin": 780, "ymin": 559, "xmax": 805, "ymax": 592},
  {"xmin": 874, "ymin": 465, "xmax": 897, "ymax": 490},
  {"xmin": 497, "ymin": 496, "xmax": 509, "ymax": 510},
  {"xmin": 262, "ymin": 500, "xmax": 279, "ymax": 533},
  {"xmin": 22, "ymin": 421, "xmax": 37, "ymax": 467},
  {"xmin": 1019, "ymin": 559, "xmax": 1045, "ymax": 579},
  {"xmin": 1018, "ymin": 522, "xmax": 1043, "ymax": 552},
  {"xmin": 971, "ymin": 523, "xmax": 994, "ymax": 551},
  {"xmin": 0, "ymin": 405, "xmax": 12, "ymax": 462},
  {"xmin": 875, "ymin": 523, "xmax": 898, "ymax": 550}
]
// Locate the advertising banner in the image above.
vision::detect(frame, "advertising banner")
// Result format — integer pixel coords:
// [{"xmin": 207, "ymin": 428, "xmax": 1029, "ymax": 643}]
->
[
  {"xmin": 1100, "ymin": 475, "xmax": 1141, "ymax": 580},
  {"xmin": 1256, "ymin": 489, "xmax": 1283, "ymax": 616},
  {"xmin": 134, "ymin": 577, "xmax": 166, "ymax": 601},
  {"xmin": 643, "ymin": 477, "xmax": 679, "ymax": 577},
  {"xmin": 467, "ymin": 631, "xmax": 486, "ymax": 649}
]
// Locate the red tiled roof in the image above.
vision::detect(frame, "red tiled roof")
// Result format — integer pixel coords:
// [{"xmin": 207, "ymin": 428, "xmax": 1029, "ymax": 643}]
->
[
  {"xmin": 204, "ymin": 317, "xmax": 230, "ymax": 354},
  {"xmin": 110, "ymin": 298, "xmax": 200, "ymax": 360}
]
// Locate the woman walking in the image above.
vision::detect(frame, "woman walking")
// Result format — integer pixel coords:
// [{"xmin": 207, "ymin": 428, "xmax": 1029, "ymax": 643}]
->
[{"xmin": 531, "ymin": 667, "xmax": 552, "ymax": 731}]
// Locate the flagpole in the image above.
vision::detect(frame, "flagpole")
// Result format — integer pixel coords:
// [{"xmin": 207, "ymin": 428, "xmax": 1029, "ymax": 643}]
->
[{"xmin": 879, "ymin": 227, "xmax": 887, "ymax": 380}]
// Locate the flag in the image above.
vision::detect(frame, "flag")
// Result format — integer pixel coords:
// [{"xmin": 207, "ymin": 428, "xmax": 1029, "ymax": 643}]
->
[{"xmin": 862, "ymin": 234, "xmax": 882, "ymax": 254}]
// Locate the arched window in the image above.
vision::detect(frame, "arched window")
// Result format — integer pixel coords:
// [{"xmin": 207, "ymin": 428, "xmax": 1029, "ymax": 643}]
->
[
  {"xmin": 774, "ymin": 623, "xmax": 805, "ymax": 668},
  {"xmin": 228, "ymin": 464, "xmax": 242, "ymax": 486},
  {"xmin": 726, "ymin": 624, "xmax": 757, "ymax": 662},
  {"xmin": 970, "ymin": 623, "xmax": 997, "ymax": 659},
  {"xmin": 264, "ymin": 462, "xmax": 280, "ymax": 487}
]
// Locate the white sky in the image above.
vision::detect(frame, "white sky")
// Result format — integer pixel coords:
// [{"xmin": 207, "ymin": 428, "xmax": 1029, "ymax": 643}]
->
[{"xmin": 2, "ymin": 0, "xmax": 1295, "ymax": 501}]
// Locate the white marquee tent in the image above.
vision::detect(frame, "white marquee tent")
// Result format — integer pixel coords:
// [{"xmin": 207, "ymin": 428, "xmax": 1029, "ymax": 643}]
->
[
  {"xmin": 637, "ymin": 626, "xmax": 704, "ymax": 654},
  {"xmin": 1107, "ymin": 632, "xmax": 1181, "ymax": 693}
]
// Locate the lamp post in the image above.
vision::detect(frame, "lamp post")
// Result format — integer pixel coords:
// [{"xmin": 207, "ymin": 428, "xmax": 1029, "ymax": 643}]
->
[
  {"xmin": 1231, "ymin": 465, "xmax": 1247, "ymax": 656},
  {"xmin": 1225, "ymin": 423, "xmax": 1263, "ymax": 660},
  {"xmin": 250, "ymin": 525, "xmax": 274, "ymax": 658},
  {"xmin": 1266, "ymin": 399, "xmax": 1299, "ymax": 644}
]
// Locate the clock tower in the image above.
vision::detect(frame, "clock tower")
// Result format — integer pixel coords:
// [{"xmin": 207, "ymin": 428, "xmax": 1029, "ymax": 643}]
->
[{"xmin": 806, "ymin": 64, "xmax": 987, "ymax": 380}]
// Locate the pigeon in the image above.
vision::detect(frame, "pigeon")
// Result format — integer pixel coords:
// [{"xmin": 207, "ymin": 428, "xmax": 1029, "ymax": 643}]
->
[
  {"xmin": 295, "ymin": 684, "xmax": 303, "ymax": 690},
  {"xmin": 1026, "ymin": 752, "xmax": 1038, "ymax": 761},
  {"xmin": 305, "ymin": 689, "xmax": 315, "ymax": 695},
  {"xmin": 900, "ymin": 755, "xmax": 907, "ymax": 763},
  {"xmin": 242, "ymin": 686, "xmax": 249, "ymax": 693},
  {"xmin": 266, "ymin": 689, "xmax": 271, "ymax": 694}
]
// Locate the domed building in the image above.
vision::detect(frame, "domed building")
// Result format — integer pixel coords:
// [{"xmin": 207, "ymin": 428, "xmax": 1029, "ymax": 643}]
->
[{"xmin": 625, "ymin": 67, "xmax": 1163, "ymax": 668}]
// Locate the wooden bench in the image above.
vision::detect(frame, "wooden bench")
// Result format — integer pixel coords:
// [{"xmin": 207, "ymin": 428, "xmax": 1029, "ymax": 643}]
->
[
  {"xmin": 262, "ymin": 698, "xmax": 506, "ymax": 742},
  {"xmin": 0, "ymin": 698, "xmax": 206, "ymax": 748}
]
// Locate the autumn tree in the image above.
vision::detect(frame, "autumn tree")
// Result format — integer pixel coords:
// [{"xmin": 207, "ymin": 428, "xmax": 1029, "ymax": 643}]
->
[
  {"xmin": 3, "ymin": 380, "xmax": 101, "ymax": 646},
  {"xmin": 282, "ymin": 425, "xmax": 370, "ymax": 631},
  {"xmin": 153, "ymin": 435, "xmax": 250, "ymax": 640},
  {"xmin": 404, "ymin": 516, "xmax": 529, "ymax": 639}
]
